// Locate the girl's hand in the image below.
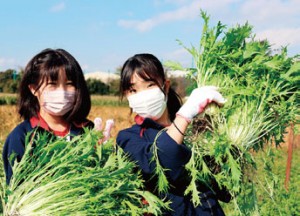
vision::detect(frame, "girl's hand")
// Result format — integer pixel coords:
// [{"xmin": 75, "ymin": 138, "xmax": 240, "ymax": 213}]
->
[
  {"xmin": 176, "ymin": 86, "xmax": 226, "ymax": 122},
  {"xmin": 94, "ymin": 117, "xmax": 114, "ymax": 144}
]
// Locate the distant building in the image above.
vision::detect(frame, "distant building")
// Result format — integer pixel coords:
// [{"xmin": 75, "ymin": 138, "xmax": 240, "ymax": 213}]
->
[
  {"xmin": 84, "ymin": 71, "xmax": 119, "ymax": 83},
  {"xmin": 166, "ymin": 70, "xmax": 187, "ymax": 78},
  {"xmin": 84, "ymin": 70, "xmax": 187, "ymax": 84}
]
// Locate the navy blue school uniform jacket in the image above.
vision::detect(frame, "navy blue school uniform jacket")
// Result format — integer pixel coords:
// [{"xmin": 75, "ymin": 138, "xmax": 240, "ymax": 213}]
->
[
  {"xmin": 2, "ymin": 113, "xmax": 94, "ymax": 185},
  {"xmin": 117, "ymin": 116, "xmax": 229, "ymax": 216}
]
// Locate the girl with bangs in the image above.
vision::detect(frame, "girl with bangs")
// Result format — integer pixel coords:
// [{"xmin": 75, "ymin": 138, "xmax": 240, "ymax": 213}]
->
[
  {"xmin": 117, "ymin": 53, "xmax": 230, "ymax": 215},
  {"xmin": 3, "ymin": 48, "xmax": 94, "ymax": 185}
]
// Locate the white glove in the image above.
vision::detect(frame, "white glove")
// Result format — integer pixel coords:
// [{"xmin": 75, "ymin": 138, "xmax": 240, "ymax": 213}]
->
[
  {"xmin": 177, "ymin": 86, "xmax": 226, "ymax": 122},
  {"xmin": 94, "ymin": 117, "xmax": 114, "ymax": 144}
]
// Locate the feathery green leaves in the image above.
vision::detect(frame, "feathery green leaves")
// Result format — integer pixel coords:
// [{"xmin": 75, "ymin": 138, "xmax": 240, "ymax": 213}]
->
[
  {"xmin": 164, "ymin": 10, "xmax": 300, "ymax": 214},
  {"xmin": 1, "ymin": 129, "xmax": 168, "ymax": 215}
]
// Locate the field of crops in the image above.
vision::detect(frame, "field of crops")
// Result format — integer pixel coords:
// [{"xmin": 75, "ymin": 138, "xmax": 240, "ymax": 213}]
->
[{"xmin": 0, "ymin": 95, "xmax": 132, "ymax": 142}]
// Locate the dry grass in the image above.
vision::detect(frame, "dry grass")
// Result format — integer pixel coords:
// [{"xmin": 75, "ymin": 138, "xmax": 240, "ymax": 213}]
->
[
  {"xmin": 0, "ymin": 105, "xmax": 134, "ymax": 144},
  {"xmin": 90, "ymin": 95, "xmax": 120, "ymax": 101},
  {"xmin": 89, "ymin": 106, "xmax": 134, "ymax": 138},
  {"xmin": 0, "ymin": 105, "xmax": 20, "ymax": 142}
]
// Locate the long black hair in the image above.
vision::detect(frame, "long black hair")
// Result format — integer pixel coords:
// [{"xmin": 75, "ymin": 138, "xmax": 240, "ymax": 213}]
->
[
  {"xmin": 18, "ymin": 48, "xmax": 91, "ymax": 123},
  {"xmin": 120, "ymin": 53, "xmax": 182, "ymax": 121}
]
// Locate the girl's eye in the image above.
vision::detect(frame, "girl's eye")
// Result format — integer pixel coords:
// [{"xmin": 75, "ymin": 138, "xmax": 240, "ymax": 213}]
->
[
  {"xmin": 66, "ymin": 81, "xmax": 74, "ymax": 86},
  {"xmin": 148, "ymin": 83, "xmax": 156, "ymax": 88},
  {"xmin": 129, "ymin": 88, "xmax": 136, "ymax": 93},
  {"xmin": 47, "ymin": 81, "xmax": 57, "ymax": 86}
]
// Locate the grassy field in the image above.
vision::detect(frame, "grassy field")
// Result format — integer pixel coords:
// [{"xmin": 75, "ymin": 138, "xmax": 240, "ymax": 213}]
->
[
  {"xmin": 222, "ymin": 138, "xmax": 300, "ymax": 215},
  {"xmin": 0, "ymin": 96, "xmax": 299, "ymax": 215}
]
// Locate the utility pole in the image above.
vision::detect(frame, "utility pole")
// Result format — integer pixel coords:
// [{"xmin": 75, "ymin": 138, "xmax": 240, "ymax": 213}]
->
[{"xmin": 284, "ymin": 124, "xmax": 294, "ymax": 191}]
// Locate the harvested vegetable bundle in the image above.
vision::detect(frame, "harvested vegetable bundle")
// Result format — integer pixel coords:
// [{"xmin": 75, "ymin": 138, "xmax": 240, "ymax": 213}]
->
[
  {"xmin": 164, "ymin": 11, "xmax": 300, "ymax": 214},
  {"xmin": 0, "ymin": 129, "xmax": 168, "ymax": 215}
]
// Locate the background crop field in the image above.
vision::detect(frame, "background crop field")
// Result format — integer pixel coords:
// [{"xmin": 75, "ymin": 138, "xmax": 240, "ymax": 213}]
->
[{"xmin": 0, "ymin": 97, "xmax": 132, "ymax": 143}]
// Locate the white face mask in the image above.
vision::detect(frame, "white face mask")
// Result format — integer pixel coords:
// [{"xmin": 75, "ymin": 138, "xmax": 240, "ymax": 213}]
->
[
  {"xmin": 127, "ymin": 87, "xmax": 167, "ymax": 120},
  {"xmin": 42, "ymin": 90, "xmax": 76, "ymax": 116}
]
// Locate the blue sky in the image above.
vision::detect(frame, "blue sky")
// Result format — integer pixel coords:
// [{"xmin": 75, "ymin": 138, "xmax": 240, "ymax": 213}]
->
[{"xmin": 1, "ymin": 0, "xmax": 299, "ymax": 73}]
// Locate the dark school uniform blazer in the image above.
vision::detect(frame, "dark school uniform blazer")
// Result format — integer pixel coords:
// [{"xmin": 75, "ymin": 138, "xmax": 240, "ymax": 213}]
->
[
  {"xmin": 116, "ymin": 117, "xmax": 227, "ymax": 216},
  {"xmin": 2, "ymin": 118, "xmax": 94, "ymax": 185}
]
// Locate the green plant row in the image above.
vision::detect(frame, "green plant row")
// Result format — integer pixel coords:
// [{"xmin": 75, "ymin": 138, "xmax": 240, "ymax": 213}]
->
[
  {"xmin": 0, "ymin": 96, "xmax": 17, "ymax": 105},
  {"xmin": 91, "ymin": 99, "xmax": 128, "ymax": 107}
]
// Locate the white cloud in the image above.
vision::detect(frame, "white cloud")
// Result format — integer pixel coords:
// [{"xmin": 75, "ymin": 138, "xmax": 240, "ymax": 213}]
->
[
  {"xmin": 255, "ymin": 28, "xmax": 300, "ymax": 48},
  {"xmin": 118, "ymin": 1, "xmax": 202, "ymax": 32},
  {"xmin": 0, "ymin": 58, "xmax": 18, "ymax": 70},
  {"xmin": 50, "ymin": 2, "xmax": 66, "ymax": 13},
  {"xmin": 75, "ymin": 0, "xmax": 300, "ymax": 65},
  {"xmin": 232, "ymin": 0, "xmax": 300, "ymax": 51},
  {"xmin": 118, "ymin": 0, "xmax": 244, "ymax": 32},
  {"xmin": 239, "ymin": 0, "xmax": 300, "ymax": 28}
]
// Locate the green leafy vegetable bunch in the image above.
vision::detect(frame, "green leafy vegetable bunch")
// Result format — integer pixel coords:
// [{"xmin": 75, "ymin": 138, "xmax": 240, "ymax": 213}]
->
[
  {"xmin": 165, "ymin": 11, "xmax": 300, "ymax": 213},
  {"xmin": 1, "ymin": 129, "xmax": 167, "ymax": 215}
]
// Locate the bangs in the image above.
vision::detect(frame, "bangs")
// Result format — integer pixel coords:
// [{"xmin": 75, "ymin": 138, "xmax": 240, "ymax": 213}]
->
[
  {"xmin": 40, "ymin": 64, "xmax": 77, "ymax": 85},
  {"xmin": 43, "ymin": 66, "xmax": 61, "ymax": 82},
  {"xmin": 121, "ymin": 61, "xmax": 164, "ymax": 93}
]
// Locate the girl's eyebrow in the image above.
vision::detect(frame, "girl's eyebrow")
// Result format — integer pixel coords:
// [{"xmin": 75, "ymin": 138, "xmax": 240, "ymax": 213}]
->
[
  {"xmin": 130, "ymin": 80, "xmax": 152, "ymax": 86},
  {"xmin": 129, "ymin": 78, "xmax": 155, "ymax": 87},
  {"xmin": 144, "ymin": 77, "xmax": 154, "ymax": 82}
]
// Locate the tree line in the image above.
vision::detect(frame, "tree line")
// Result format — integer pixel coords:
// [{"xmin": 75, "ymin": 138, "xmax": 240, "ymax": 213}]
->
[
  {"xmin": 0, "ymin": 69, "xmax": 118, "ymax": 95},
  {"xmin": 0, "ymin": 69, "xmax": 190, "ymax": 97}
]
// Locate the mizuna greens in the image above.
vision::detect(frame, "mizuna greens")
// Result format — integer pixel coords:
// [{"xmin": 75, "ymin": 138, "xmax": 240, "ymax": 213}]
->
[
  {"xmin": 164, "ymin": 11, "xmax": 300, "ymax": 214},
  {"xmin": 0, "ymin": 129, "xmax": 168, "ymax": 215}
]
